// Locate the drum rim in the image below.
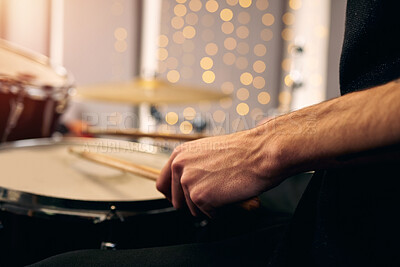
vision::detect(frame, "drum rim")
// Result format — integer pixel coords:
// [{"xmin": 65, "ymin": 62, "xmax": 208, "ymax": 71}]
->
[
  {"xmin": 0, "ymin": 38, "xmax": 74, "ymax": 89},
  {"xmin": 0, "ymin": 137, "xmax": 174, "ymax": 222}
]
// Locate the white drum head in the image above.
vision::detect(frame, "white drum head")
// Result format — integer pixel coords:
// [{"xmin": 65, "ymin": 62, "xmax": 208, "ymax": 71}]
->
[{"xmin": 0, "ymin": 138, "xmax": 169, "ymax": 201}]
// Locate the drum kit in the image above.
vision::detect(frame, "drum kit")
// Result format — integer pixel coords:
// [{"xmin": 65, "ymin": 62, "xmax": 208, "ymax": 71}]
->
[{"xmin": 0, "ymin": 39, "xmax": 230, "ymax": 266}]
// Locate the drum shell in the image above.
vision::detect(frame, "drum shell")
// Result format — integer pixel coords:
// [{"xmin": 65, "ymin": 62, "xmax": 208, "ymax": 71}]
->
[
  {"xmin": 0, "ymin": 39, "xmax": 73, "ymax": 143},
  {"xmin": 0, "ymin": 87, "xmax": 67, "ymax": 142}
]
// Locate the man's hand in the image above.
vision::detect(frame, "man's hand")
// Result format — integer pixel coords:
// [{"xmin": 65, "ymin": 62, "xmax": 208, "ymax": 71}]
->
[{"xmin": 156, "ymin": 129, "xmax": 281, "ymax": 218}]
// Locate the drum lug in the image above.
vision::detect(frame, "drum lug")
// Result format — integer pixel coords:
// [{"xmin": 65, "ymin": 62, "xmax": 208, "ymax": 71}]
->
[
  {"xmin": 106, "ymin": 205, "xmax": 125, "ymax": 222},
  {"xmin": 196, "ymin": 219, "xmax": 209, "ymax": 228},
  {"xmin": 100, "ymin": 242, "xmax": 117, "ymax": 250}
]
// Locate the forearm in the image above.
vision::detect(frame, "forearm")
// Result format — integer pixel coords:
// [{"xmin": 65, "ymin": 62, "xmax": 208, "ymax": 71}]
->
[
  {"xmin": 257, "ymin": 80, "xmax": 400, "ymax": 178},
  {"xmin": 156, "ymin": 80, "xmax": 400, "ymax": 214}
]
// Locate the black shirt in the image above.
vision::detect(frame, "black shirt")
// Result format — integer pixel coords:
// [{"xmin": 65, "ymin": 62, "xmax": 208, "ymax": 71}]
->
[
  {"xmin": 340, "ymin": 0, "xmax": 400, "ymax": 94},
  {"xmin": 269, "ymin": 1, "xmax": 400, "ymax": 266}
]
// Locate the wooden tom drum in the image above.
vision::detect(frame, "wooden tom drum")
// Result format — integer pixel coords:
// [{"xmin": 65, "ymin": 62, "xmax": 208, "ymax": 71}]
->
[{"xmin": 0, "ymin": 39, "xmax": 73, "ymax": 142}]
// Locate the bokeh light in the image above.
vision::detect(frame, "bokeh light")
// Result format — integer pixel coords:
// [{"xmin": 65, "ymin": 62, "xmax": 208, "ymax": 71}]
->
[
  {"xmin": 220, "ymin": 8, "xmax": 234, "ymax": 22},
  {"xmin": 183, "ymin": 25, "xmax": 196, "ymax": 39},
  {"xmin": 237, "ymin": 88, "xmax": 250, "ymax": 100},
  {"xmin": 262, "ymin": 13, "xmax": 275, "ymax": 26},
  {"xmin": 180, "ymin": 121, "xmax": 193, "ymax": 134},
  {"xmin": 236, "ymin": 26, "xmax": 249, "ymax": 39},
  {"xmin": 258, "ymin": 91, "xmax": 271, "ymax": 104},
  {"xmin": 221, "ymin": 22, "xmax": 235, "ymax": 34},
  {"xmin": 166, "ymin": 112, "xmax": 179, "ymax": 125},
  {"xmin": 167, "ymin": 70, "xmax": 180, "ymax": 83},
  {"xmin": 183, "ymin": 107, "xmax": 197, "ymax": 120},
  {"xmin": 224, "ymin": 37, "xmax": 237, "ymax": 50},
  {"xmin": 239, "ymin": 0, "xmax": 252, "ymax": 8},
  {"xmin": 236, "ymin": 103, "xmax": 250, "ymax": 115},
  {"xmin": 158, "ymin": 34, "xmax": 169, "ymax": 47},
  {"xmin": 205, "ymin": 43, "xmax": 219, "ymax": 55},
  {"xmin": 253, "ymin": 44, "xmax": 267, "ymax": 56},
  {"xmin": 189, "ymin": 0, "xmax": 202, "ymax": 12},
  {"xmin": 200, "ymin": 57, "xmax": 214, "ymax": 70},
  {"xmin": 253, "ymin": 76, "xmax": 266, "ymax": 89},
  {"xmin": 256, "ymin": 0, "xmax": 269, "ymax": 10},
  {"xmin": 202, "ymin": 70, "xmax": 216, "ymax": 83},
  {"xmin": 205, "ymin": 0, "xmax": 219, "ymax": 13},
  {"xmin": 253, "ymin": 60, "xmax": 266, "ymax": 73},
  {"xmin": 240, "ymin": 72, "xmax": 253, "ymax": 85},
  {"xmin": 213, "ymin": 110, "xmax": 226, "ymax": 123},
  {"xmin": 174, "ymin": 4, "xmax": 187, "ymax": 17}
]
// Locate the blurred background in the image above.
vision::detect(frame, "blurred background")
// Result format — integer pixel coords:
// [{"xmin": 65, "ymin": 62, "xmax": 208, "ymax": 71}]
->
[{"xmin": 0, "ymin": 0, "xmax": 346, "ymax": 138}]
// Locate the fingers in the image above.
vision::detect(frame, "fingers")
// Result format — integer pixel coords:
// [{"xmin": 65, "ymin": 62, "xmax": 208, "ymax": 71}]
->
[
  {"xmin": 156, "ymin": 155, "xmax": 174, "ymax": 201},
  {"xmin": 184, "ymin": 182, "xmax": 215, "ymax": 218},
  {"xmin": 157, "ymin": 146, "xmax": 188, "ymax": 211},
  {"xmin": 181, "ymin": 177, "xmax": 202, "ymax": 217},
  {"xmin": 182, "ymin": 187, "xmax": 200, "ymax": 217},
  {"xmin": 157, "ymin": 144, "xmax": 216, "ymax": 217},
  {"xmin": 171, "ymin": 161, "xmax": 186, "ymax": 210}
]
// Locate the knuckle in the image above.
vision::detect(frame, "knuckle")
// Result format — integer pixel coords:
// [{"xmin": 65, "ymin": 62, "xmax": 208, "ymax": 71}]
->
[
  {"xmin": 180, "ymin": 175, "xmax": 190, "ymax": 188},
  {"xmin": 170, "ymin": 161, "xmax": 182, "ymax": 174},
  {"xmin": 172, "ymin": 146, "xmax": 180, "ymax": 156},
  {"xmin": 171, "ymin": 157, "xmax": 186, "ymax": 174},
  {"xmin": 172, "ymin": 144, "xmax": 185, "ymax": 155},
  {"xmin": 190, "ymin": 189, "xmax": 206, "ymax": 207}
]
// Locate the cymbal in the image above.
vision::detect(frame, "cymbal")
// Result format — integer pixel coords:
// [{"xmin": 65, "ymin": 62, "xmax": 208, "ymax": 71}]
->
[{"xmin": 73, "ymin": 78, "xmax": 230, "ymax": 104}]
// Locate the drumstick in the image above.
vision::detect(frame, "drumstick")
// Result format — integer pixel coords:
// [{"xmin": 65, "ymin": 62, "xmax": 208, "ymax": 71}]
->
[
  {"xmin": 68, "ymin": 147, "xmax": 260, "ymax": 211},
  {"xmin": 84, "ymin": 127, "xmax": 208, "ymax": 141},
  {"xmin": 68, "ymin": 147, "xmax": 160, "ymax": 181}
]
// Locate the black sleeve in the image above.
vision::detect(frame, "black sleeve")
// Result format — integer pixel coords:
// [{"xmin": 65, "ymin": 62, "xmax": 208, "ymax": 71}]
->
[{"xmin": 340, "ymin": 0, "xmax": 400, "ymax": 95}]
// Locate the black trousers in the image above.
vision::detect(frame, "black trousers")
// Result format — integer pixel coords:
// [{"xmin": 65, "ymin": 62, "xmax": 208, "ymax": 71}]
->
[{"xmin": 28, "ymin": 222, "xmax": 287, "ymax": 267}]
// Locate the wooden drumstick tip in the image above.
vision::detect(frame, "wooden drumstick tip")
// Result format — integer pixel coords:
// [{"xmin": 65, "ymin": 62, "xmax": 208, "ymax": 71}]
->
[
  {"xmin": 68, "ymin": 146, "xmax": 76, "ymax": 153},
  {"xmin": 68, "ymin": 147, "xmax": 80, "ymax": 156},
  {"xmin": 68, "ymin": 147, "xmax": 90, "ymax": 160}
]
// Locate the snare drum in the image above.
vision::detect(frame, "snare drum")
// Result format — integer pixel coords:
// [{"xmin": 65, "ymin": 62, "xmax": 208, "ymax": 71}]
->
[
  {"xmin": 0, "ymin": 138, "xmax": 197, "ymax": 266},
  {"xmin": 0, "ymin": 39, "xmax": 73, "ymax": 143}
]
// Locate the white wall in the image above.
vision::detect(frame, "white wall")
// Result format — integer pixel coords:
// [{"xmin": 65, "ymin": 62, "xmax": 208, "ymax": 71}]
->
[
  {"xmin": 0, "ymin": 0, "xmax": 50, "ymax": 55},
  {"xmin": 59, "ymin": 0, "xmax": 142, "ymax": 128},
  {"xmin": 62, "ymin": 0, "xmax": 139, "ymax": 85},
  {"xmin": 285, "ymin": 0, "xmax": 331, "ymax": 111}
]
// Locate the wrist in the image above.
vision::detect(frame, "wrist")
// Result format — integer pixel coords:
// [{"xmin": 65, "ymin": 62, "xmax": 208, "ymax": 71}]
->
[{"xmin": 254, "ymin": 114, "xmax": 317, "ymax": 182}]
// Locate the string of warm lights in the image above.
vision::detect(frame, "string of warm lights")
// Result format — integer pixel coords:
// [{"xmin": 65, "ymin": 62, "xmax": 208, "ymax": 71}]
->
[{"xmin": 157, "ymin": 0, "xmax": 283, "ymax": 135}]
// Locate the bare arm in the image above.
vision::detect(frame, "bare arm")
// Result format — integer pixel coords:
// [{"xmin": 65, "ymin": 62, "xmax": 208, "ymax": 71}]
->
[
  {"xmin": 265, "ymin": 80, "xmax": 400, "ymax": 176},
  {"xmin": 157, "ymin": 80, "xmax": 400, "ymax": 217}
]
